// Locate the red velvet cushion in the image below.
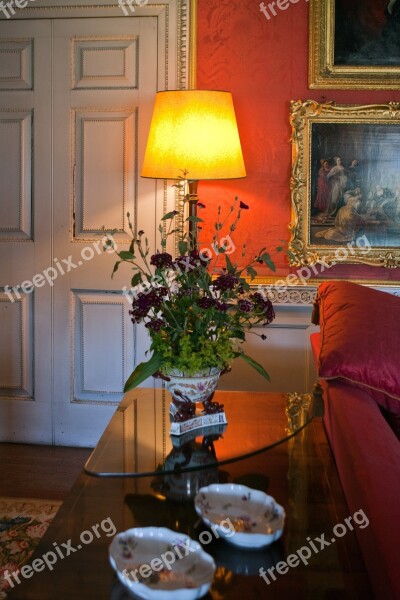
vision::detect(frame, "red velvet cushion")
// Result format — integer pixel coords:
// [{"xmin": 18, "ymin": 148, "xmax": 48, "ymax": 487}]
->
[{"xmin": 316, "ymin": 281, "xmax": 400, "ymax": 402}]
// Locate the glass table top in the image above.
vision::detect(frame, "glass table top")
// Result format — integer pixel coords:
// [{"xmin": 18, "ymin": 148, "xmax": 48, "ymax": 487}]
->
[{"xmin": 84, "ymin": 388, "xmax": 318, "ymax": 478}]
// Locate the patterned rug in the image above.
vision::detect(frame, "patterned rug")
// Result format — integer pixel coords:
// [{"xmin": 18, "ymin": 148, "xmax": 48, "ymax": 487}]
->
[{"xmin": 0, "ymin": 497, "xmax": 61, "ymax": 598}]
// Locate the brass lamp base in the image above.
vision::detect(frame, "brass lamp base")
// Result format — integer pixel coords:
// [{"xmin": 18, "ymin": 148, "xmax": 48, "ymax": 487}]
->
[{"xmin": 187, "ymin": 179, "xmax": 199, "ymax": 243}]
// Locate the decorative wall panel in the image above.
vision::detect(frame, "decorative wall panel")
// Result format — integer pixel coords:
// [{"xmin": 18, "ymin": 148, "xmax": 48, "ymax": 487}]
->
[
  {"xmin": 73, "ymin": 109, "xmax": 136, "ymax": 239},
  {"xmin": 0, "ymin": 111, "xmax": 32, "ymax": 240},
  {"xmin": 72, "ymin": 37, "xmax": 138, "ymax": 90},
  {"xmin": 0, "ymin": 39, "xmax": 33, "ymax": 90},
  {"xmin": 72, "ymin": 291, "xmax": 134, "ymax": 403},
  {"xmin": 0, "ymin": 291, "xmax": 33, "ymax": 399},
  {"xmin": 220, "ymin": 304, "xmax": 319, "ymax": 394}
]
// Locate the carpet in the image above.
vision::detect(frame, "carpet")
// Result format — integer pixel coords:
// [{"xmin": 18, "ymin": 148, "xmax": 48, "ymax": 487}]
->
[{"xmin": 0, "ymin": 497, "xmax": 61, "ymax": 599}]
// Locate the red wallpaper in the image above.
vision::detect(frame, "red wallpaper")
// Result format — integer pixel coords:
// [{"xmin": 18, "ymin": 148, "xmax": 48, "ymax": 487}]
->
[{"xmin": 196, "ymin": 0, "xmax": 400, "ymax": 282}]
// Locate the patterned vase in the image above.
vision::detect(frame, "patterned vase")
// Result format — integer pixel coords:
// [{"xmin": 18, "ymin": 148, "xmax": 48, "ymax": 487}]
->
[{"xmin": 164, "ymin": 367, "xmax": 221, "ymax": 404}]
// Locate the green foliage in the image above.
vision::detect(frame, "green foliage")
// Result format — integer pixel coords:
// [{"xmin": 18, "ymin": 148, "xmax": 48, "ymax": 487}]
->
[
  {"xmin": 151, "ymin": 333, "xmax": 236, "ymax": 376},
  {"xmin": 238, "ymin": 352, "xmax": 271, "ymax": 381},
  {"xmin": 124, "ymin": 352, "xmax": 163, "ymax": 392}
]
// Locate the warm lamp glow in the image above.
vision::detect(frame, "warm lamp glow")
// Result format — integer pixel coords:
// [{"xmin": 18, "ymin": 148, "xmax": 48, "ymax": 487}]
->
[{"xmin": 141, "ymin": 90, "xmax": 246, "ymax": 180}]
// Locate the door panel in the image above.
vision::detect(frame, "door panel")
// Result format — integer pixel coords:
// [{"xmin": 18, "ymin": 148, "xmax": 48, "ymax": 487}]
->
[
  {"xmin": 0, "ymin": 20, "xmax": 53, "ymax": 443},
  {"xmin": 73, "ymin": 291, "xmax": 134, "ymax": 401},
  {"xmin": 73, "ymin": 108, "xmax": 137, "ymax": 237},
  {"xmin": 0, "ymin": 38, "xmax": 33, "ymax": 90},
  {"xmin": 0, "ymin": 111, "xmax": 32, "ymax": 238},
  {"xmin": 52, "ymin": 17, "xmax": 158, "ymax": 445}
]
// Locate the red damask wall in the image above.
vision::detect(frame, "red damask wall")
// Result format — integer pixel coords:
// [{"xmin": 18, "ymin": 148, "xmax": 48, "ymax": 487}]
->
[{"xmin": 196, "ymin": 0, "xmax": 400, "ymax": 282}]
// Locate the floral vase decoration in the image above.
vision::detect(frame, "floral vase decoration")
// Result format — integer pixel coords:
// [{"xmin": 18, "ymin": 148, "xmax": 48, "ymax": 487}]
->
[{"xmin": 105, "ymin": 192, "xmax": 278, "ymax": 422}]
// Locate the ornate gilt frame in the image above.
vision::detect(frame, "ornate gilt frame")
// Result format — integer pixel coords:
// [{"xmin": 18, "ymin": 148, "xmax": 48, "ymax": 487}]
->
[
  {"xmin": 309, "ymin": 0, "xmax": 400, "ymax": 90},
  {"xmin": 289, "ymin": 100, "xmax": 400, "ymax": 270}
]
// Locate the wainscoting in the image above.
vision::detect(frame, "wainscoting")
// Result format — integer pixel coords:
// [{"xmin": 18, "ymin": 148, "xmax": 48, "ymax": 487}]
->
[{"xmin": 220, "ymin": 285, "xmax": 319, "ymax": 394}]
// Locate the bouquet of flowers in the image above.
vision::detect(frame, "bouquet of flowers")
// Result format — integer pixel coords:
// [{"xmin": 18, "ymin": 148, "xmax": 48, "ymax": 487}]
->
[{"xmin": 105, "ymin": 194, "xmax": 277, "ymax": 392}]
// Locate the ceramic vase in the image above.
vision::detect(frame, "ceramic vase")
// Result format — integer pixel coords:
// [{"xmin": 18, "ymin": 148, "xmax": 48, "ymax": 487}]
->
[{"xmin": 164, "ymin": 367, "xmax": 221, "ymax": 404}]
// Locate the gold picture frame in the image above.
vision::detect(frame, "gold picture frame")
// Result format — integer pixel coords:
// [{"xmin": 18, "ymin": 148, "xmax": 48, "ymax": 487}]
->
[
  {"xmin": 309, "ymin": 0, "xmax": 400, "ymax": 89},
  {"xmin": 289, "ymin": 100, "xmax": 400, "ymax": 269}
]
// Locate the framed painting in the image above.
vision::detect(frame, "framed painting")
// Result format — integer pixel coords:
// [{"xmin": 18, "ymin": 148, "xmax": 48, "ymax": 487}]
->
[
  {"xmin": 309, "ymin": 0, "xmax": 400, "ymax": 89},
  {"xmin": 289, "ymin": 100, "xmax": 400, "ymax": 269}
]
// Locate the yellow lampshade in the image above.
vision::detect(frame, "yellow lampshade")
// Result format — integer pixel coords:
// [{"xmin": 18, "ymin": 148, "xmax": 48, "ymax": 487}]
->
[{"xmin": 141, "ymin": 90, "xmax": 246, "ymax": 180}]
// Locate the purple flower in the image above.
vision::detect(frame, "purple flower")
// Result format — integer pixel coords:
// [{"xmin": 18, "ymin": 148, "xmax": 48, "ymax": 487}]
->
[
  {"xmin": 197, "ymin": 202, "xmax": 206, "ymax": 209},
  {"xmin": 213, "ymin": 273, "xmax": 239, "ymax": 292},
  {"xmin": 190, "ymin": 249, "xmax": 209, "ymax": 267},
  {"xmin": 150, "ymin": 252, "xmax": 173, "ymax": 269},
  {"xmin": 197, "ymin": 297, "xmax": 228, "ymax": 312},
  {"xmin": 173, "ymin": 250, "xmax": 208, "ymax": 273},
  {"xmin": 215, "ymin": 301, "xmax": 228, "ymax": 312},
  {"xmin": 197, "ymin": 297, "xmax": 216, "ymax": 309},
  {"xmin": 129, "ymin": 302, "xmax": 148, "ymax": 323},
  {"xmin": 156, "ymin": 286, "xmax": 168, "ymax": 298},
  {"xmin": 129, "ymin": 288, "xmax": 167, "ymax": 323},
  {"xmin": 250, "ymin": 293, "xmax": 275, "ymax": 325},
  {"xmin": 173, "ymin": 256, "xmax": 195, "ymax": 273},
  {"xmin": 238, "ymin": 299, "xmax": 252, "ymax": 313},
  {"xmin": 145, "ymin": 318, "xmax": 165, "ymax": 332}
]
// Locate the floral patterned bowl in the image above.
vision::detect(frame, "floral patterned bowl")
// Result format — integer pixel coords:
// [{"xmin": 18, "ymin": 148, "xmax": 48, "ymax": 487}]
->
[
  {"xmin": 194, "ymin": 483, "xmax": 285, "ymax": 549},
  {"xmin": 109, "ymin": 527, "xmax": 215, "ymax": 599}
]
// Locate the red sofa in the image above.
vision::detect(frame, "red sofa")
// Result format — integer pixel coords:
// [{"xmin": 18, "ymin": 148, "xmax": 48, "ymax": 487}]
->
[{"xmin": 311, "ymin": 281, "xmax": 400, "ymax": 600}]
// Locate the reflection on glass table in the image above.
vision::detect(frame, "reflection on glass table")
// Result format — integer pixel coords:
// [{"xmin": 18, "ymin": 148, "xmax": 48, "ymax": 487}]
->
[{"xmin": 84, "ymin": 389, "xmax": 319, "ymax": 478}]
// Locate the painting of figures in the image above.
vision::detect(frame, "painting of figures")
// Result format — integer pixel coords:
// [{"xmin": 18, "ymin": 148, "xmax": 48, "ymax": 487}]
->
[
  {"xmin": 289, "ymin": 100, "xmax": 400, "ymax": 269},
  {"xmin": 310, "ymin": 123, "xmax": 400, "ymax": 247}
]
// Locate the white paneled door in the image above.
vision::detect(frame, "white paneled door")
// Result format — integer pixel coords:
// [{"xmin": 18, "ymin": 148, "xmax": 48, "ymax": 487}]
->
[{"xmin": 0, "ymin": 16, "xmax": 158, "ymax": 445}]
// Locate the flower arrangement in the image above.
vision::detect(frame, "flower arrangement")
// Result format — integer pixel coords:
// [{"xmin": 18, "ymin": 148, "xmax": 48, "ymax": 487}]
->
[{"xmin": 106, "ymin": 193, "xmax": 277, "ymax": 392}]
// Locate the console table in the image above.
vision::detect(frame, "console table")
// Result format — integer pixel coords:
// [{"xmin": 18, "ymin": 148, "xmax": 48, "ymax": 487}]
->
[{"xmin": 7, "ymin": 389, "xmax": 373, "ymax": 599}]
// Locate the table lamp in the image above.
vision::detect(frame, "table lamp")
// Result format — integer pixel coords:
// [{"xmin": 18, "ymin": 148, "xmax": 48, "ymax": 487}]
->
[{"xmin": 141, "ymin": 89, "xmax": 246, "ymax": 239}]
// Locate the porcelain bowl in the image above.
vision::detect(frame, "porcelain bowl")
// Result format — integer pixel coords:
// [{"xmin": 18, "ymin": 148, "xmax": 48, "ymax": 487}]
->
[
  {"xmin": 109, "ymin": 526, "xmax": 215, "ymax": 600},
  {"xmin": 194, "ymin": 483, "xmax": 285, "ymax": 549}
]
